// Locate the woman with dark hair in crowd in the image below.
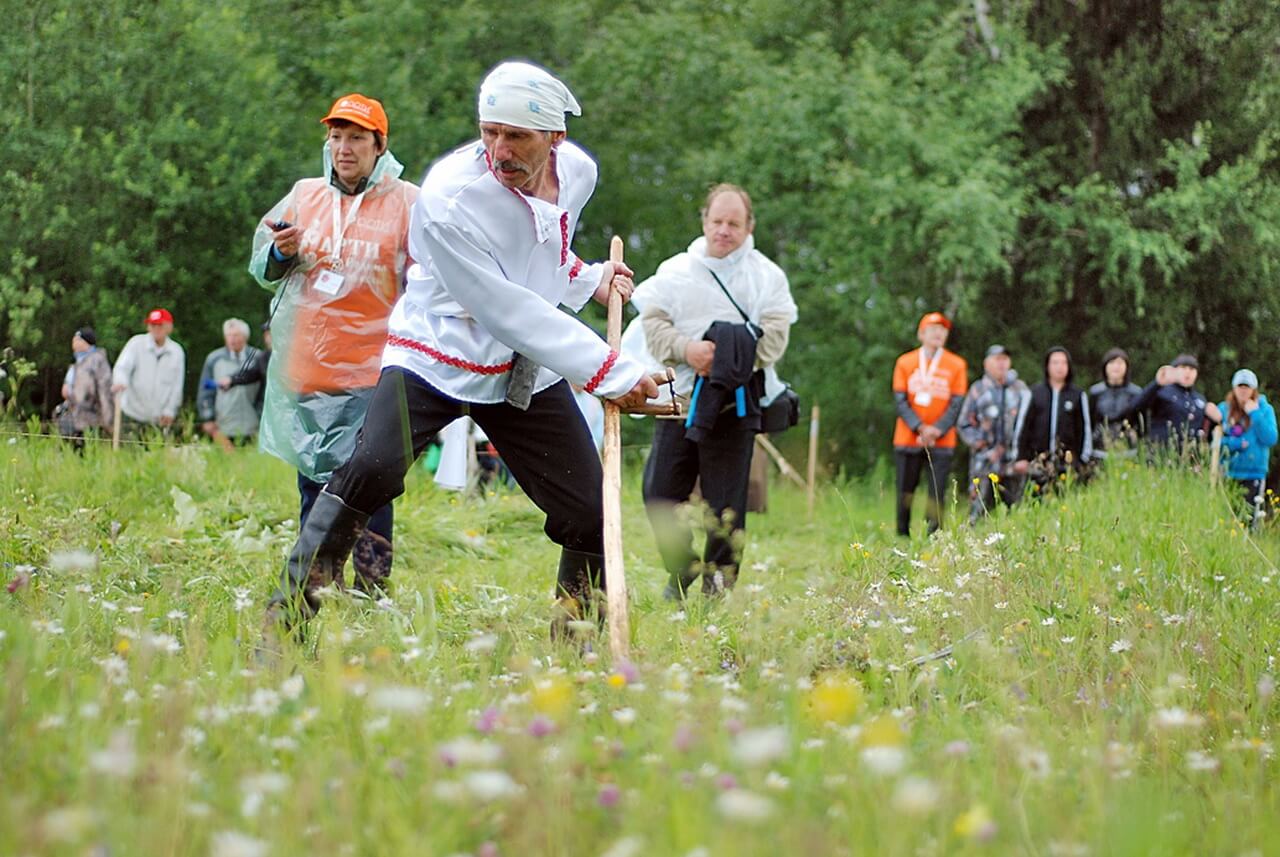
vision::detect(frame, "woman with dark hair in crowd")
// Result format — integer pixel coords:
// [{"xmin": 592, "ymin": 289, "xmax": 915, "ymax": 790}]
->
[
  {"xmin": 1089, "ymin": 347, "xmax": 1144, "ymax": 454},
  {"xmin": 1218, "ymin": 369, "xmax": 1277, "ymax": 529},
  {"xmin": 1012, "ymin": 346, "xmax": 1093, "ymax": 491}
]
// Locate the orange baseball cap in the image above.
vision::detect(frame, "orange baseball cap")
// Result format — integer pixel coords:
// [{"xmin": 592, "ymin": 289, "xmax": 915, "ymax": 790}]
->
[
  {"xmin": 145, "ymin": 308, "xmax": 174, "ymax": 325},
  {"xmin": 917, "ymin": 311, "xmax": 951, "ymax": 332},
  {"xmin": 320, "ymin": 94, "xmax": 389, "ymax": 136}
]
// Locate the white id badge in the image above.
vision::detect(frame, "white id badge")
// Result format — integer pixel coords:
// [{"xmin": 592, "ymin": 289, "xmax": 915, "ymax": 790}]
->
[
  {"xmin": 313, "ymin": 269, "xmax": 345, "ymax": 296},
  {"xmin": 914, "ymin": 391, "xmax": 933, "ymax": 407}
]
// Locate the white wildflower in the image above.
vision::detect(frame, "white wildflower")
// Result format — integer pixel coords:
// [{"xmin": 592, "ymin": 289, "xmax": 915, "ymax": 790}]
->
[
  {"xmin": 600, "ymin": 836, "xmax": 644, "ymax": 857},
  {"xmin": 209, "ymin": 831, "xmax": 268, "ymax": 857},
  {"xmin": 716, "ymin": 790, "xmax": 775, "ymax": 823},
  {"xmin": 438, "ymin": 737, "xmax": 502, "ymax": 767},
  {"xmin": 1151, "ymin": 707, "xmax": 1205, "ymax": 730},
  {"xmin": 612, "ymin": 707, "xmax": 637, "ymax": 726},
  {"xmin": 464, "ymin": 770, "xmax": 522, "ymax": 802},
  {"xmin": 49, "ymin": 549, "xmax": 98, "ymax": 573},
  {"xmin": 732, "ymin": 727, "xmax": 788, "ymax": 766},
  {"xmin": 240, "ymin": 772, "xmax": 290, "ymax": 795},
  {"xmin": 983, "ymin": 532, "xmax": 1005, "ymax": 546},
  {"xmin": 280, "ymin": 675, "xmax": 305, "ymax": 701},
  {"xmin": 88, "ymin": 730, "xmax": 137, "ymax": 777},
  {"xmin": 143, "ymin": 633, "xmax": 182, "ymax": 654},
  {"xmin": 1109, "ymin": 639, "xmax": 1133, "ymax": 654},
  {"xmin": 368, "ymin": 685, "xmax": 431, "ymax": 714},
  {"xmin": 464, "ymin": 633, "xmax": 499, "ymax": 654},
  {"xmin": 891, "ymin": 776, "xmax": 940, "ymax": 816},
  {"xmin": 1185, "ymin": 750, "xmax": 1220, "ymax": 773},
  {"xmin": 859, "ymin": 746, "xmax": 907, "ymax": 777},
  {"xmin": 1018, "ymin": 747, "xmax": 1052, "ymax": 778},
  {"xmin": 246, "ymin": 688, "xmax": 282, "ymax": 718}
]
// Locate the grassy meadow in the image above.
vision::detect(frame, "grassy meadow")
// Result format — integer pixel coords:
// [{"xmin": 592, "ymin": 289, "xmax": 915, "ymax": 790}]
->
[{"xmin": 1, "ymin": 432, "xmax": 1276, "ymax": 856}]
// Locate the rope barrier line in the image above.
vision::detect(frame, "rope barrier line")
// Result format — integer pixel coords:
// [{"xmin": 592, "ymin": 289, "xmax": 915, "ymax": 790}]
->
[{"xmin": 0, "ymin": 427, "xmax": 661, "ymax": 454}]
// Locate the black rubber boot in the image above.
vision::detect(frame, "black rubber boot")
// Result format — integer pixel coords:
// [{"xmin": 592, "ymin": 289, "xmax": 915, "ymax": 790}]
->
[
  {"xmin": 267, "ymin": 489, "xmax": 370, "ymax": 626},
  {"xmin": 352, "ymin": 530, "xmax": 394, "ymax": 598},
  {"xmin": 551, "ymin": 548, "xmax": 605, "ymax": 644}
]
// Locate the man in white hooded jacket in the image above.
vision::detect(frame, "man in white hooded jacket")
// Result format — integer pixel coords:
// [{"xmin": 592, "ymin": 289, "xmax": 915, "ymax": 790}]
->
[
  {"xmin": 634, "ymin": 184, "xmax": 797, "ymax": 598},
  {"xmin": 268, "ymin": 61, "xmax": 657, "ymax": 638}
]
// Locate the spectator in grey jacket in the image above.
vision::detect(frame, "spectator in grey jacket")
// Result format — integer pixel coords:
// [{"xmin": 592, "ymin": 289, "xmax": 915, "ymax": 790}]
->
[
  {"xmin": 958, "ymin": 344, "xmax": 1030, "ymax": 520},
  {"xmin": 197, "ymin": 318, "xmax": 261, "ymax": 450}
]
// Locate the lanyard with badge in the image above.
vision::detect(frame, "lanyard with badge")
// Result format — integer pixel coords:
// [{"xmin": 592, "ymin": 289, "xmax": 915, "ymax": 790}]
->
[
  {"xmin": 313, "ymin": 188, "xmax": 365, "ymax": 295},
  {"xmin": 914, "ymin": 347, "xmax": 942, "ymax": 407}
]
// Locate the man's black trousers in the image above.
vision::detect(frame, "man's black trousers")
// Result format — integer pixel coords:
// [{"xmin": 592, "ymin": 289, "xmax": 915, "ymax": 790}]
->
[
  {"xmin": 642, "ymin": 416, "xmax": 756, "ymax": 590},
  {"xmin": 895, "ymin": 447, "xmax": 953, "ymax": 537},
  {"xmin": 328, "ymin": 367, "xmax": 605, "ymax": 561}
]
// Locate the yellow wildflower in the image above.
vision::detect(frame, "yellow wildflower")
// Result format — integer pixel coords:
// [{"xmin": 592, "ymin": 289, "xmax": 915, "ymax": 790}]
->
[
  {"xmin": 806, "ymin": 673, "xmax": 864, "ymax": 725},
  {"xmin": 531, "ymin": 676, "xmax": 574, "ymax": 718}
]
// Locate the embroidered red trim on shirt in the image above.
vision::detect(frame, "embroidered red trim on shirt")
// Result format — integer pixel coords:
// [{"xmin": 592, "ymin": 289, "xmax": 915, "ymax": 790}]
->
[
  {"xmin": 568, "ymin": 257, "xmax": 584, "ymax": 281},
  {"xmin": 559, "ymin": 212, "xmax": 570, "ymax": 266},
  {"xmin": 583, "ymin": 350, "xmax": 618, "ymax": 394},
  {"xmin": 387, "ymin": 335, "xmax": 514, "ymax": 376}
]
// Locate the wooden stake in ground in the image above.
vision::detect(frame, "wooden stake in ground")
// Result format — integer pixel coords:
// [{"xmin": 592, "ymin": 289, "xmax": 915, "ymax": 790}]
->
[
  {"xmin": 1209, "ymin": 424, "xmax": 1223, "ymax": 484},
  {"xmin": 112, "ymin": 398, "xmax": 122, "ymax": 451},
  {"xmin": 755, "ymin": 434, "xmax": 807, "ymax": 489},
  {"xmin": 602, "ymin": 235, "xmax": 630, "ymax": 661},
  {"xmin": 806, "ymin": 404, "xmax": 820, "ymax": 518}
]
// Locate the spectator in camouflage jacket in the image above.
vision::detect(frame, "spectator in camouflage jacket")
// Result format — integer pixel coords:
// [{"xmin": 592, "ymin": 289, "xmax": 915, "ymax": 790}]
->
[
  {"xmin": 63, "ymin": 327, "xmax": 115, "ymax": 437},
  {"xmin": 957, "ymin": 344, "xmax": 1030, "ymax": 521}
]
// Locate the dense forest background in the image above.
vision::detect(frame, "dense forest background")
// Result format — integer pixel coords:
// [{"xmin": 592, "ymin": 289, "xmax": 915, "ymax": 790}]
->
[{"xmin": 4, "ymin": 0, "xmax": 1280, "ymax": 472}]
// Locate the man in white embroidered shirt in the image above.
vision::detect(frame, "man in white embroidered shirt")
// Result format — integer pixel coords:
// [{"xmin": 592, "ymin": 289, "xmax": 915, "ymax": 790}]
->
[{"xmin": 267, "ymin": 60, "xmax": 657, "ymax": 639}]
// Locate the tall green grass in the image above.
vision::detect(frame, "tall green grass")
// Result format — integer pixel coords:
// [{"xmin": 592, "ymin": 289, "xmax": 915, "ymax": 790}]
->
[{"xmin": 1, "ymin": 435, "xmax": 1276, "ymax": 856}]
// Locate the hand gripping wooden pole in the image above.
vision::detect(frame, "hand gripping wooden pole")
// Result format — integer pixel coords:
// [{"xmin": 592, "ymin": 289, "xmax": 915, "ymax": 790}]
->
[{"xmin": 603, "ymin": 235, "xmax": 630, "ymax": 660}]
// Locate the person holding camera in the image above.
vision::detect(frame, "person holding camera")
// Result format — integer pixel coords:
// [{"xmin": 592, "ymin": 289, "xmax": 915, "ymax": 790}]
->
[
  {"xmin": 633, "ymin": 183, "xmax": 797, "ymax": 598},
  {"xmin": 248, "ymin": 93, "xmax": 418, "ymax": 598},
  {"xmin": 196, "ymin": 318, "xmax": 261, "ymax": 451},
  {"xmin": 1217, "ymin": 369, "xmax": 1276, "ymax": 528}
]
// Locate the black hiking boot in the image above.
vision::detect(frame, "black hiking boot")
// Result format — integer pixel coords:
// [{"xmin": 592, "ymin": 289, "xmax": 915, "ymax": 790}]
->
[{"xmin": 257, "ymin": 489, "xmax": 370, "ymax": 661}]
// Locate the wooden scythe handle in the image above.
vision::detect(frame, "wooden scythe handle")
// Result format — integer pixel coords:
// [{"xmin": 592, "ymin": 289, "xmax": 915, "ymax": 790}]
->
[{"xmin": 602, "ymin": 236, "xmax": 630, "ymax": 661}]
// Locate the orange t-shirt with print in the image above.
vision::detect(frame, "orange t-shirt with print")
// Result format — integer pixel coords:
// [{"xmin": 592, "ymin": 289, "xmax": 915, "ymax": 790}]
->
[
  {"xmin": 280, "ymin": 177, "xmax": 418, "ymax": 395},
  {"xmin": 892, "ymin": 347, "xmax": 969, "ymax": 448}
]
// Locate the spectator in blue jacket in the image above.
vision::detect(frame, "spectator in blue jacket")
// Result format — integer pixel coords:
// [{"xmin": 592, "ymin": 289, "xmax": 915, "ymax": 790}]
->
[{"xmin": 1218, "ymin": 368, "xmax": 1277, "ymax": 528}]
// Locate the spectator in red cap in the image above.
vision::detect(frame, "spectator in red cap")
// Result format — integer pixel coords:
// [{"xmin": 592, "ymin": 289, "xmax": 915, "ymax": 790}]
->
[
  {"xmin": 890, "ymin": 311, "xmax": 968, "ymax": 536},
  {"xmin": 111, "ymin": 307, "xmax": 185, "ymax": 432},
  {"xmin": 248, "ymin": 92, "xmax": 418, "ymax": 601}
]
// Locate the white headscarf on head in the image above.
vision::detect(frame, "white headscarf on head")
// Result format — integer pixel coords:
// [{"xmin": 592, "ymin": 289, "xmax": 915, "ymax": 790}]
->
[{"xmin": 478, "ymin": 61, "xmax": 581, "ymax": 132}]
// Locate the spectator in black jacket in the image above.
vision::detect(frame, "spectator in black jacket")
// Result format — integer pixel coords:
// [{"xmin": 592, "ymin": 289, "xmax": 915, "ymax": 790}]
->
[
  {"xmin": 1013, "ymin": 346, "xmax": 1093, "ymax": 489},
  {"xmin": 1124, "ymin": 354, "xmax": 1221, "ymax": 454},
  {"xmin": 1089, "ymin": 347, "xmax": 1143, "ymax": 454}
]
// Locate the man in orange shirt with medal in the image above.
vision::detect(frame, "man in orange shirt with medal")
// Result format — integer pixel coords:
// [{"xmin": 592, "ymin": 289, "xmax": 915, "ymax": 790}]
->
[{"xmin": 891, "ymin": 312, "xmax": 968, "ymax": 536}]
